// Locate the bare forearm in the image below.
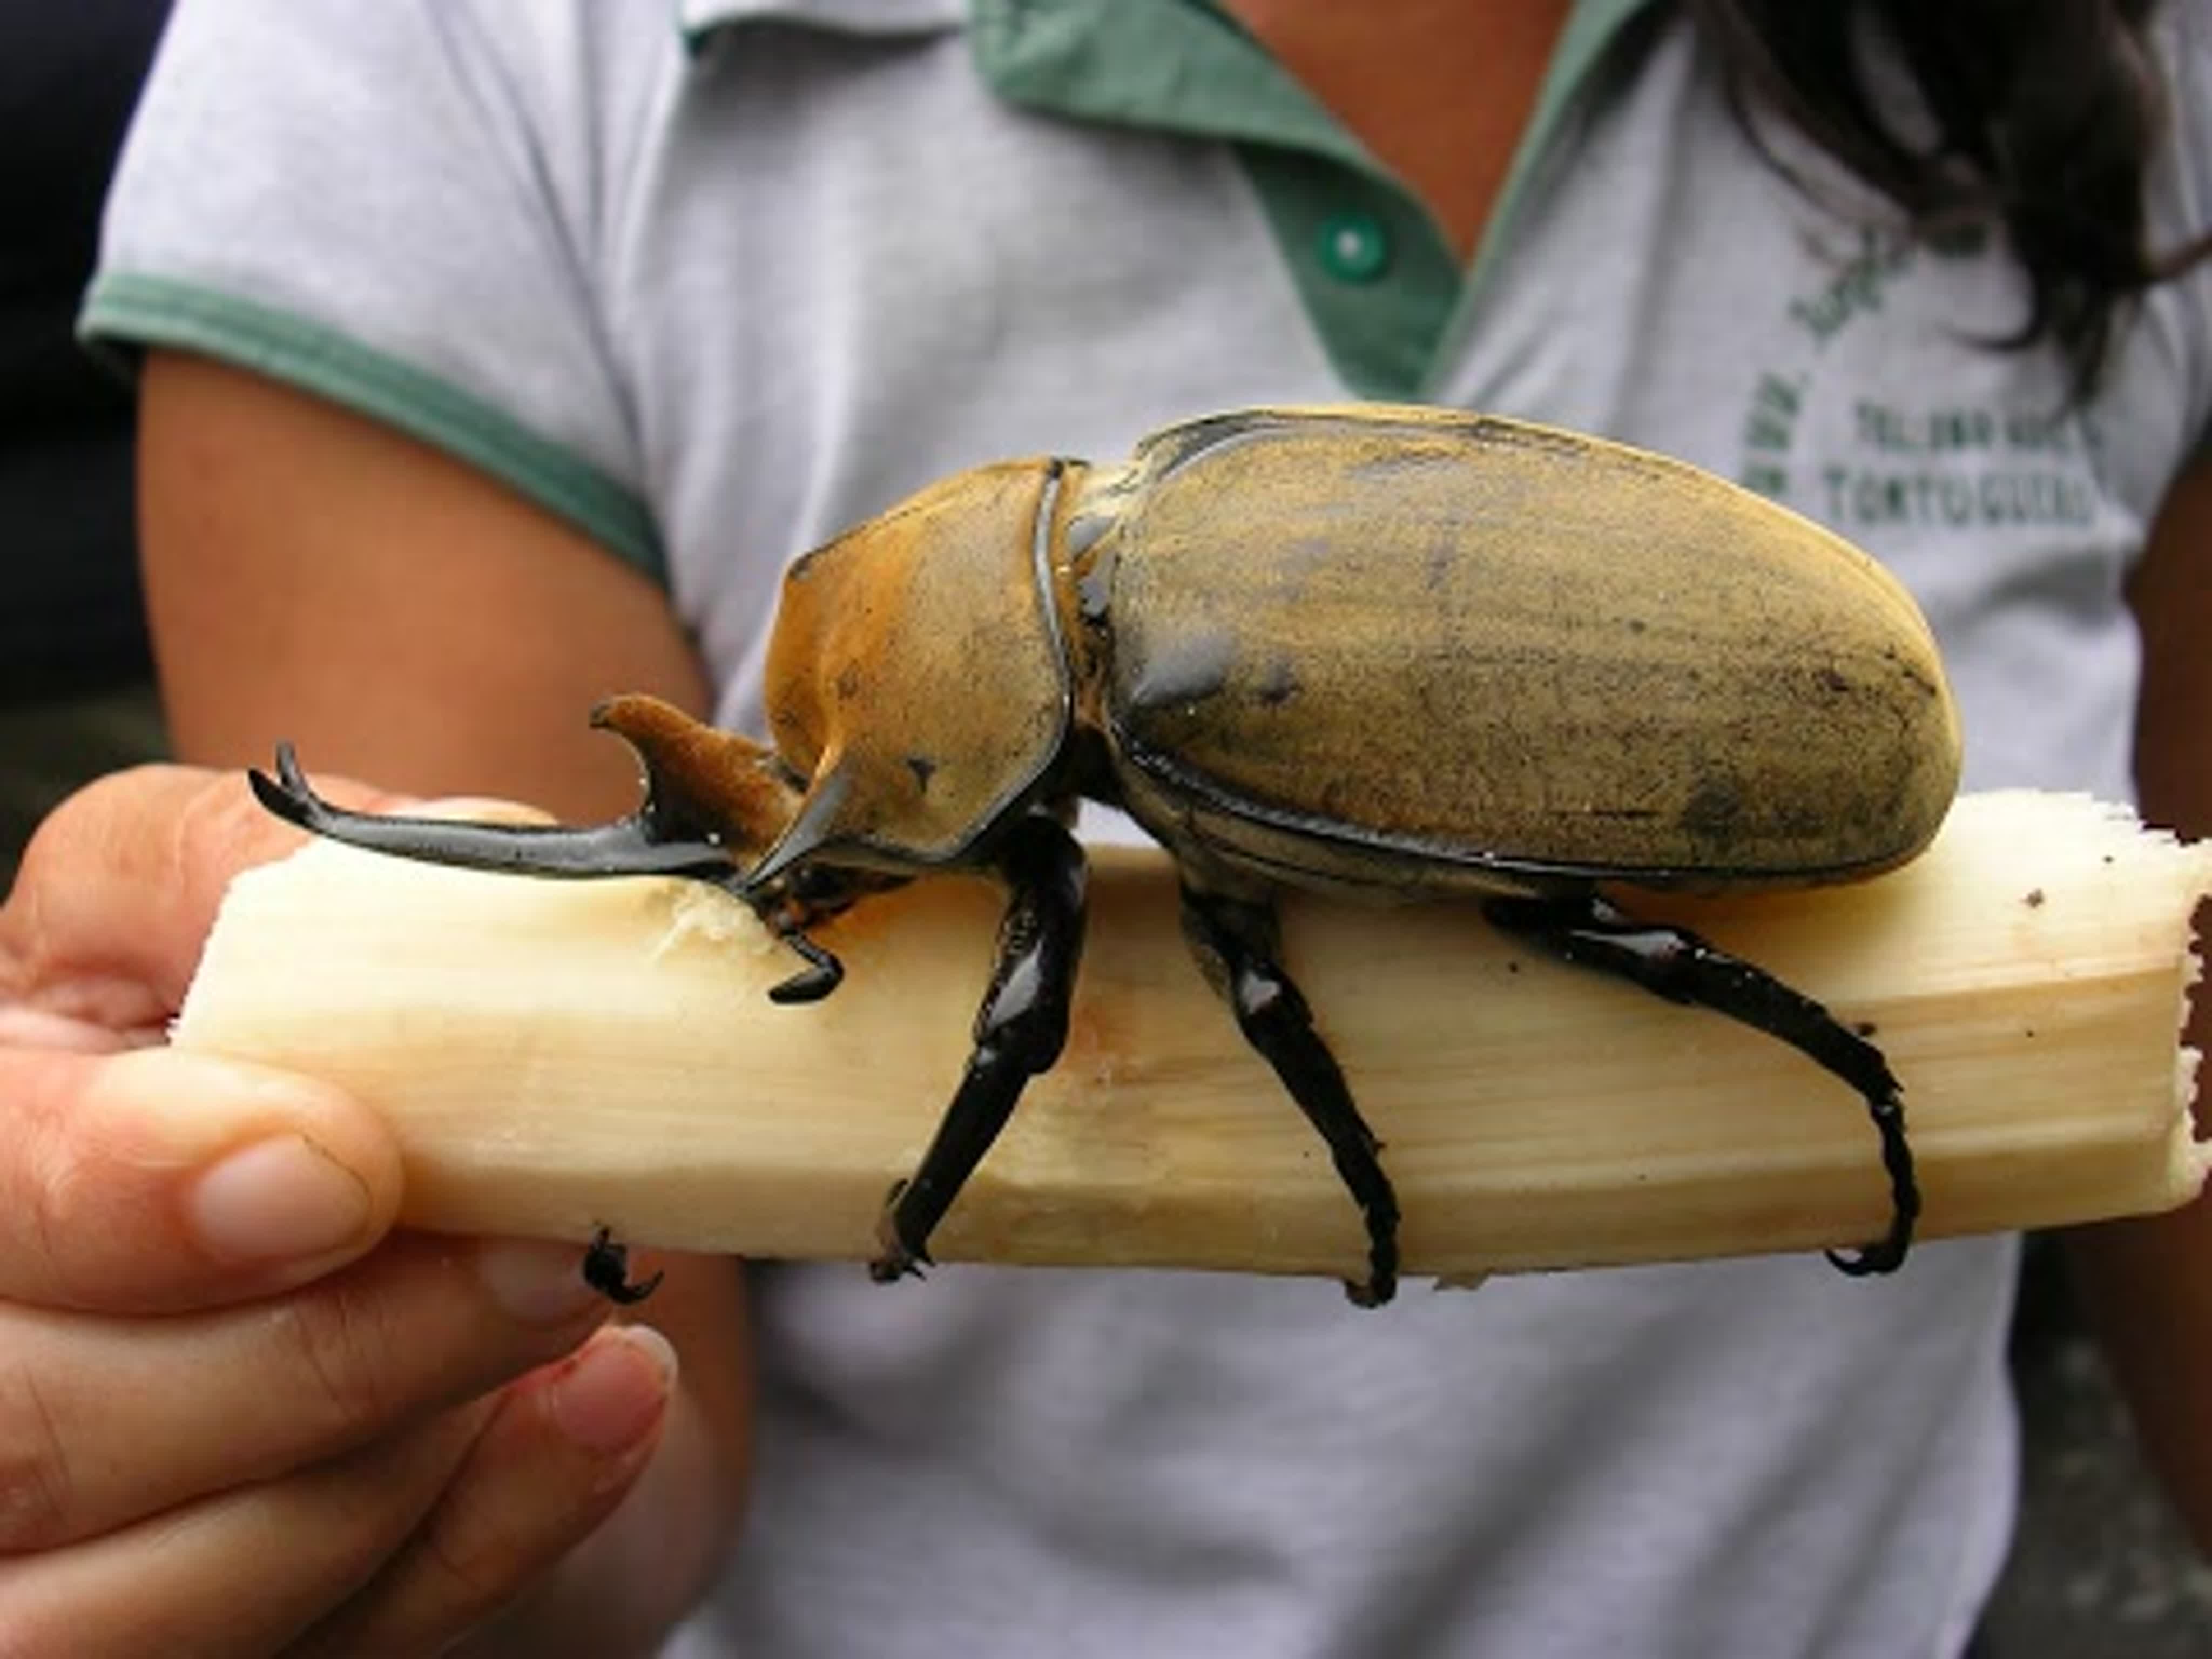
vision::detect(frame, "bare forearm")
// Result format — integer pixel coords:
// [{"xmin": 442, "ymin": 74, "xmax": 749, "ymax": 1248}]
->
[
  {"xmin": 2067, "ymin": 1164, "xmax": 2212, "ymax": 1554},
  {"xmin": 2075, "ymin": 451, "xmax": 2212, "ymax": 1555}
]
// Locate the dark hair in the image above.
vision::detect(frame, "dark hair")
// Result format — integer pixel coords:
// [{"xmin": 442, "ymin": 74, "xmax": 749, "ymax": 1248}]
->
[{"xmin": 1696, "ymin": 0, "xmax": 2212, "ymax": 395}]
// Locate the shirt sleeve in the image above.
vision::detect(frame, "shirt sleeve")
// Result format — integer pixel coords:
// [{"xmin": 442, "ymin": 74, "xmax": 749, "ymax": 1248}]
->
[{"xmin": 80, "ymin": 0, "xmax": 663, "ymax": 576}]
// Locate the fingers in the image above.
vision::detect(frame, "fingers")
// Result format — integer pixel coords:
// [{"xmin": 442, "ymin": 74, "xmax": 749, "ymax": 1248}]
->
[
  {"xmin": 0, "ymin": 1400, "xmax": 491, "ymax": 1659},
  {"xmin": 0, "ymin": 765, "xmax": 409, "ymax": 1022},
  {"xmin": 0, "ymin": 1317, "xmax": 671, "ymax": 1659},
  {"xmin": 0, "ymin": 1234, "xmax": 617, "ymax": 1552},
  {"xmin": 0, "ymin": 1044, "xmax": 402, "ymax": 1312},
  {"xmin": 1, "ymin": 768, "xmax": 408, "ymax": 1320},
  {"xmin": 296, "ymin": 1326, "xmax": 678, "ymax": 1657}
]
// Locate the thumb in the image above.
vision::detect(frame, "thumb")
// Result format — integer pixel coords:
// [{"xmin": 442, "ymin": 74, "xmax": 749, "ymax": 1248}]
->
[
  {"xmin": 0, "ymin": 1043, "xmax": 402, "ymax": 1311},
  {"xmin": 2, "ymin": 764, "xmax": 411, "ymax": 1021}
]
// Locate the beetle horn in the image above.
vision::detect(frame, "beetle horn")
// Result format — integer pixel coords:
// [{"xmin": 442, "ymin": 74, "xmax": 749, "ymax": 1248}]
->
[
  {"xmin": 589, "ymin": 693, "xmax": 800, "ymax": 866},
  {"xmin": 249, "ymin": 744, "xmax": 733, "ymax": 880},
  {"xmin": 250, "ymin": 696, "xmax": 805, "ymax": 884},
  {"xmin": 738, "ymin": 759, "xmax": 853, "ymax": 892}
]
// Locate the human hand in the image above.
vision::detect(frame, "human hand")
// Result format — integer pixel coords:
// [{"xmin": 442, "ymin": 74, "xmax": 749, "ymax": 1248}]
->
[{"xmin": 0, "ymin": 766, "xmax": 678, "ymax": 1655}]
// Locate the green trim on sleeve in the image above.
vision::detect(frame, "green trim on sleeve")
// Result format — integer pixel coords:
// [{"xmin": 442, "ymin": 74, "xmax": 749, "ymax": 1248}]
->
[{"xmin": 80, "ymin": 272, "xmax": 667, "ymax": 581}]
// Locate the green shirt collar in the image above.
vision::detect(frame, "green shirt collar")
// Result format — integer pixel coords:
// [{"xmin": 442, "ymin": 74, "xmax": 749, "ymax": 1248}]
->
[
  {"xmin": 971, "ymin": 0, "xmax": 1367, "ymax": 172},
  {"xmin": 682, "ymin": 0, "xmax": 1661, "ymax": 399},
  {"xmin": 679, "ymin": 0, "xmax": 1656, "ymax": 192}
]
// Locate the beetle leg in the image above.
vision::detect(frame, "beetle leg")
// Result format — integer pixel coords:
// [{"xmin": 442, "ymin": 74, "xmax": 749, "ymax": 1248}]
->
[
  {"xmin": 725, "ymin": 873, "xmax": 850, "ymax": 1004},
  {"xmin": 870, "ymin": 813, "xmax": 1089, "ymax": 1283},
  {"xmin": 581, "ymin": 1226, "xmax": 664, "ymax": 1304},
  {"xmin": 764, "ymin": 922, "xmax": 845, "ymax": 1004},
  {"xmin": 1481, "ymin": 892, "xmax": 1918, "ymax": 1276},
  {"xmin": 1178, "ymin": 887, "xmax": 1400, "ymax": 1307}
]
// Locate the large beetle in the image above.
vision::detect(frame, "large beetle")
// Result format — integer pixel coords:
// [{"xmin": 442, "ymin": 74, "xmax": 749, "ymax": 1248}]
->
[{"xmin": 255, "ymin": 404, "xmax": 1962, "ymax": 1306}]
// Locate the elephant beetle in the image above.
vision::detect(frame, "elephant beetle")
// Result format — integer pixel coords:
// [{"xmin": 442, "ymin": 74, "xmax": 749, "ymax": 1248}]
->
[{"xmin": 253, "ymin": 403, "xmax": 1962, "ymax": 1307}]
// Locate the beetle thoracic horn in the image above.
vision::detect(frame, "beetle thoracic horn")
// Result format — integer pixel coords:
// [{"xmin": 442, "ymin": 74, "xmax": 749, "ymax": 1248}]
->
[
  {"xmin": 588, "ymin": 693, "xmax": 802, "ymax": 867},
  {"xmin": 739, "ymin": 761, "xmax": 853, "ymax": 892}
]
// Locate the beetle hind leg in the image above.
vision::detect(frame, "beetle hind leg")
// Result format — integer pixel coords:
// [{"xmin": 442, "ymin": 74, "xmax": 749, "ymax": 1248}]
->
[
  {"xmin": 1179, "ymin": 886, "xmax": 1400, "ymax": 1307},
  {"xmin": 1481, "ymin": 891, "xmax": 1918, "ymax": 1276}
]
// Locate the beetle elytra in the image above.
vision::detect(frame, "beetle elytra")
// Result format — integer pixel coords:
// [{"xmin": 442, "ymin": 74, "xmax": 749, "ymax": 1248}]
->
[{"xmin": 254, "ymin": 404, "xmax": 1962, "ymax": 1306}]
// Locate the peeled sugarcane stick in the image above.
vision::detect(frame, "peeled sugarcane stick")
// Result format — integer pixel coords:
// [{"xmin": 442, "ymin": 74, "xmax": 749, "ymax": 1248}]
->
[{"xmin": 171, "ymin": 790, "xmax": 2208, "ymax": 1286}]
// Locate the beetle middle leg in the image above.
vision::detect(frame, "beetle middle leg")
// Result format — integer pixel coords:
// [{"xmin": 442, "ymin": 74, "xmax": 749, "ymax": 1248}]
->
[
  {"xmin": 869, "ymin": 813, "xmax": 1089, "ymax": 1283},
  {"xmin": 1481, "ymin": 889, "xmax": 1918, "ymax": 1276},
  {"xmin": 1179, "ymin": 885, "xmax": 1400, "ymax": 1307}
]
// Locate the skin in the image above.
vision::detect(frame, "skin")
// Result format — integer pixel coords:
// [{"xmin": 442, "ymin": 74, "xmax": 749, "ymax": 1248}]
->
[
  {"xmin": 1219, "ymin": 0, "xmax": 1573, "ymax": 259},
  {"xmin": 2072, "ymin": 454, "xmax": 2212, "ymax": 1555},
  {"xmin": 0, "ymin": 765, "xmax": 691, "ymax": 1655},
  {"xmin": 0, "ymin": 10, "xmax": 2196, "ymax": 1653}
]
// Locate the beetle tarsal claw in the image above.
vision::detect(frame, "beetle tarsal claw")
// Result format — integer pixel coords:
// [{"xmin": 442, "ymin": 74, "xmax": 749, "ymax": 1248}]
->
[
  {"xmin": 1826, "ymin": 1089, "xmax": 1920, "ymax": 1274},
  {"xmin": 765, "ymin": 924, "xmax": 844, "ymax": 1004},
  {"xmin": 868, "ymin": 1179, "xmax": 935, "ymax": 1282},
  {"xmin": 581, "ymin": 1226, "xmax": 663, "ymax": 1304}
]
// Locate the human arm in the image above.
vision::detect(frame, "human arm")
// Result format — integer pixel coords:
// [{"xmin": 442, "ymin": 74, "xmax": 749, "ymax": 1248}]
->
[
  {"xmin": 136, "ymin": 348, "xmax": 750, "ymax": 1653},
  {"xmin": 2067, "ymin": 447, "xmax": 2212, "ymax": 1555}
]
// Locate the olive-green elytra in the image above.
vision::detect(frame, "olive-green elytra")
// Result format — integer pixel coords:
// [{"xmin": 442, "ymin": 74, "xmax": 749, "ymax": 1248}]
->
[
  {"xmin": 1088, "ymin": 407, "xmax": 1959, "ymax": 894},
  {"xmin": 252, "ymin": 403, "xmax": 1960, "ymax": 1307}
]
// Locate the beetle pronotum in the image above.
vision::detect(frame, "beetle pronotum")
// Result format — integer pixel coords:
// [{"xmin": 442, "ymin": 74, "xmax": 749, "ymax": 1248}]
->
[{"xmin": 254, "ymin": 404, "xmax": 1961, "ymax": 1306}]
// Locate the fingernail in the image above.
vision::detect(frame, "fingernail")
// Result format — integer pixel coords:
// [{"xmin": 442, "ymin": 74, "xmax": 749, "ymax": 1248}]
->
[
  {"xmin": 475, "ymin": 1238, "xmax": 608, "ymax": 1325},
  {"xmin": 549, "ymin": 1327, "xmax": 677, "ymax": 1458},
  {"xmin": 187, "ymin": 1135, "xmax": 375, "ymax": 1264}
]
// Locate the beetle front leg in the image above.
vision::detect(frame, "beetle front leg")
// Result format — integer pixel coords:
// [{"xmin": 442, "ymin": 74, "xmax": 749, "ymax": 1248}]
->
[
  {"xmin": 1179, "ymin": 887, "xmax": 1400, "ymax": 1307},
  {"xmin": 1481, "ymin": 891, "xmax": 1918, "ymax": 1276},
  {"xmin": 871, "ymin": 814, "xmax": 1089, "ymax": 1283}
]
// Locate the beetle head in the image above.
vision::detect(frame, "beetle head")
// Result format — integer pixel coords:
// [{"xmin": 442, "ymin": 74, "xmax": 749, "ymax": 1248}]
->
[{"xmin": 746, "ymin": 458, "xmax": 1075, "ymax": 885}]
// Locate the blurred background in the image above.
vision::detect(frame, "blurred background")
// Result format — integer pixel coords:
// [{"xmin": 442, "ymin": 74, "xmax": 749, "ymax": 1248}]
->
[{"xmin": 2, "ymin": 0, "xmax": 171, "ymax": 887}]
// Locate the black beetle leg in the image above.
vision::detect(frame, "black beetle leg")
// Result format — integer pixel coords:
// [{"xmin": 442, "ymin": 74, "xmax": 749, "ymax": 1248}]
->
[
  {"xmin": 1481, "ymin": 890, "xmax": 1918, "ymax": 1276},
  {"xmin": 1179, "ymin": 886, "xmax": 1400, "ymax": 1307},
  {"xmin": 765, "ymin": 923, "xmax": 845, "ymax": 1004},
  {"xmin": 871, "ymin": 813, "xmax": 1089, "ymax": 1283},
  {"xmin": 721, "ymin": 870, "xmax": 846, "ymax": 1004},
  {"xmin": 582, "ymin": 1226, "xmax": 664, "ymax": 1304}
]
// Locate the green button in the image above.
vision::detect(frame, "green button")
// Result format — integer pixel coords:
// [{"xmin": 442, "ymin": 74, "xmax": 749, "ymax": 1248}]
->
[{"xmin": 1317, "ymin": 212, "xmax": 1391, "ymax": 282}]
